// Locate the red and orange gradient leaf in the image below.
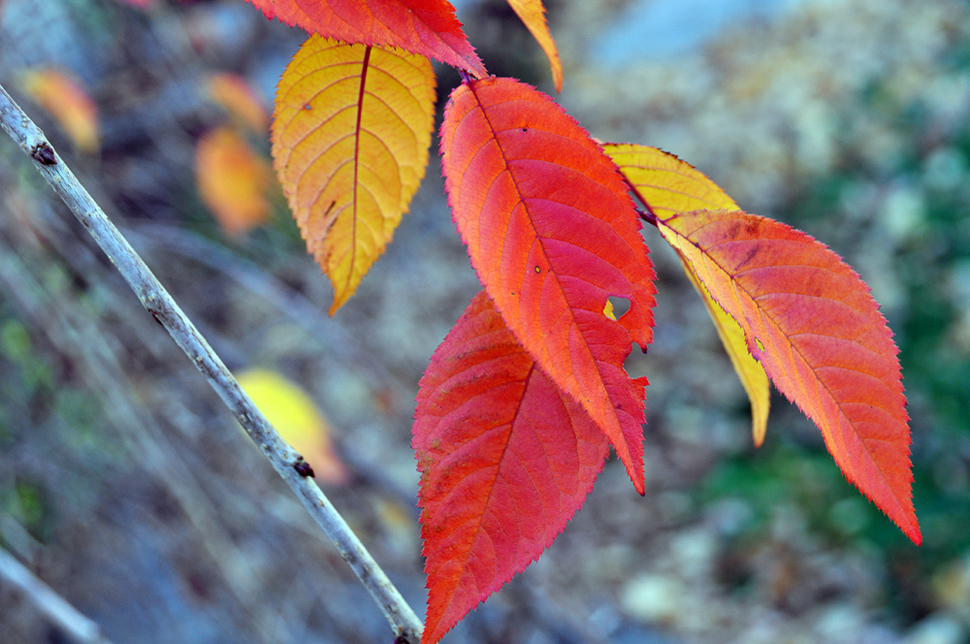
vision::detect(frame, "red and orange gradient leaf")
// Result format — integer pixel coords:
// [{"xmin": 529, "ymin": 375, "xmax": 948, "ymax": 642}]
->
[
  {"xmin": 656, "ymin": 209, "xmax": 920, "ymax": 544},
  {"xmin": 414, "ymin": 290, "xmax": 610, "ymax": 644},
  {"xmin": 605, "ymin": 143, "xmax": 770, "ymax": 446},
  {"xmin": 273, "ymin": 37, "xmax": 436, "ymax": 314},
  {"xmin": 506, "ymin": 0, "xmax": 563, "ymax": 92},
  {"xmin": 244, "ymin": 0, "xmax": 486, "ymax": 77},
  {"xmin": 440, "ymin": 77, "xmax": 655, "ymax": 492}
]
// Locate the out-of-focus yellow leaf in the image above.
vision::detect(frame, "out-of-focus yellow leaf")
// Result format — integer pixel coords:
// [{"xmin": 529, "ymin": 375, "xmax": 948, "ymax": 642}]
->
[
  {"xmin": 195, "ymin": 126, "xmax": 272, "ymax": 236},
  {"xmin": 208, "ymin": 73, "xmax": 269, "ymax": 134},
  {"xmin": 237, "ymin": 368, "xmax": 349, "ymax": 485},
  {"xmin": 605, "ymin": 143, "xmax": 770, "ymax": 446},
  {"xmin": 21, "ymin": 69, "xmax": 99, "ymax": 153},
  {"xmin": 506, "ymin": 0, "xmax": 563, "ymax": 92},
  {"xmin": 272, "ymin": 36, "xmax": 436, "ymax": 315}
]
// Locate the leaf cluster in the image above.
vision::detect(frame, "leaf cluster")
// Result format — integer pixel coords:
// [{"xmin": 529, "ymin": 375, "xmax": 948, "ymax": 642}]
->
[{"xmin": 237, "ymin": 1, "xmax": 920, "ymax": 641}]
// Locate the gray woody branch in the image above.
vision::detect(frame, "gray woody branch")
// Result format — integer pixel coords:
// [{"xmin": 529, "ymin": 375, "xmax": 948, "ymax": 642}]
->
[
  {"xmin": 0, "ymin": 546, "xmax": 115, "ymax": 644},
  {"xmin": 0, "ymin": 82, "xmax": 424, "ymax": 644}
]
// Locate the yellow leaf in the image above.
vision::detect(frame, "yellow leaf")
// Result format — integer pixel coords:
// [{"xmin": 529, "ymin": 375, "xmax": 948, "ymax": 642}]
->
[
  {"xmin": 21, "ymin": 69, "xmax": 99, "ymax": 153},
  {"xmin": 506, "ymin": 0, "xmax": 563, "ymax": 93},
  {"xmin": 195, "ymin": 126, "xmax": 273, "ymax": 237},
  {"xmin": 606, "ymin": 143, "xmax": 770, "ymax": 446},
  {"xmin": 603, "ymin": 299, "xmax": 616, "ymax": 320},
  {"xmin": 208, "ymin": 73, "xmax": 270, "ymax": 134},
  {"xmin": 272, "ymin": 36, "xmax": 436, "ymax": 315},
  {"xmin": 237, "ymin": 368, "xmax": 349, "ymax": 485}
]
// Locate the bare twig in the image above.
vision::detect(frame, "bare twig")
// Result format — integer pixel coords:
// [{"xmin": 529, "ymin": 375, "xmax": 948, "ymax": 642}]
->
[
  {"xmin": 0, "ymin": 82, "xmax": 424, "ymax": 644},
  {"xmin": 0, "ymin": 546, "xmax": 115, "ymax": 644}
]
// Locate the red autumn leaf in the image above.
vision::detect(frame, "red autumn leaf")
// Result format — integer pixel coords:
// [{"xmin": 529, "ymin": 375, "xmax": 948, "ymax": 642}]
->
[
  {"xmin": 243, "ymin": 0, "xmax": 486, "ymax": 77},
  {"xmin": 414, "ymin": 290, "xmax": 610, "ymax": 644},
  {"xmin": 656, "ymin": 209, "xmax": 920, "ymax": 544},
  {"xmin": 439, "ymin": 76, "xmax": 655, "ymax": 493}
]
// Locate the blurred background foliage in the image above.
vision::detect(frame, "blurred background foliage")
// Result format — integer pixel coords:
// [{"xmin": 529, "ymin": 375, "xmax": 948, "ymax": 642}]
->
[{"xmin": 2, "ymin": 0, "xmax": 970, "ymax": 643}]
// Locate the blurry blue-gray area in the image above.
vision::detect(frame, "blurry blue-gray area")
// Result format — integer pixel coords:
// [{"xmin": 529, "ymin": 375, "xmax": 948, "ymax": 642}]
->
[
  {"xmin": 1, "ymin": 1, "xmax": 970, "ymax": 644},
  {"xmin": 593, "ymin": 0, "xmax": 808, "ymax": 64}
]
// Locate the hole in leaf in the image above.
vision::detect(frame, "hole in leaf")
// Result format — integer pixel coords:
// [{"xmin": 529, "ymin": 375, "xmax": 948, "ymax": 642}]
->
[{"xmin": 608, "ymin": 296, "xmax": 631, "ymax": 318}]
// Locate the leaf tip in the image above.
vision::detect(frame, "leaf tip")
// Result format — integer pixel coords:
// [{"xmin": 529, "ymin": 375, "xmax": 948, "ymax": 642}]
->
[{"xmin": 907, "ymin": 522, "xmax": 923, "ymax": 546}]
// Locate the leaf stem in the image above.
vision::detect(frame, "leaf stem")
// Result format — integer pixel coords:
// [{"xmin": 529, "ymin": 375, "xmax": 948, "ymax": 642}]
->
[
  {"xmin": 0, "ymin": 82, "xmax": 424, "ymax": 644},
  {"xmin": 637, "ymin": 207, "xmax": 658, "ymax": 228}
]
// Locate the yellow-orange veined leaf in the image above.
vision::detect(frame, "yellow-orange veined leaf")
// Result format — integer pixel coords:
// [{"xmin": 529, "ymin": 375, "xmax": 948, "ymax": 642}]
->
[
  {"xmin": 20, "ymin": 69, "xmax": 99, "ymax": 153},
  {"xmin": 608, "ymin": 143, "xmax": 741, "ymax": 218},
  {"xmin": 656, "ymin": 209, "xmax": 919, "ymax": 544},
  {"xmin": 208, "ymin": 73, "xmax": 270, "ymax": 134},
  {"xmin": 272, "ymin": 36, "xmax": 436, "ymax": 315},
  {"xmin": 237, "ymin": 368, "xmax": 349, "ymax": 484},
  {"xmin": 196, "ymin": 126, "xmax": 273, "ymax": 236},
  {"xmin": 606, "ymin": 143, "xmax": 770, "ymax": 446},
  {"xmin": 506, "ymin": 0, "xmax": 562, "ymax": 92}
]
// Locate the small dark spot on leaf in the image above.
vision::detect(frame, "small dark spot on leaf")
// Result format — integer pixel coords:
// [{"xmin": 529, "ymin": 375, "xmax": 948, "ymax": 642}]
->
[
  {"xmin": 521, "ymin": 127, "xmax": 528, "ymax": 133},
  {"xmin": 534, "ymin": 266, "xmax": 541, "ymax": 274},
  {"xmin": 304, "ymin": 103, "xmax": 313, "ymax": 110}
]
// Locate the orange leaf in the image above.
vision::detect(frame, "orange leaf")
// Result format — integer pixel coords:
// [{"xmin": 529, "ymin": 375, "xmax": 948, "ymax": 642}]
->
[
  {"xmin": 196, "ymin": 126, "xmax": 273, "ymax": 236},
  {"xmin": 506, "ymin": 0, "xmax": 563, "ymax": 92},
  {"xmin": 272, "ymin": 37, "xmax": 436, "ymax": 314},
  {"xmin": 245, "ymin": 0, "xmax": 486, "ymax": 77},
  {"xmin": 606, "ymin": 143, "xmax": 770, "ymax": 446},
  {"xmin": 208, "ymin": 73, "xmax": 270, "ymax": 134},
  {"xmin": 20, "ymin": 69, "xmax": 99, "ymax": 153},
  {"xmin": 440, "ymin": 77, "xmax": 655, "ymax": 493},
  {"xmin": 414, "ymin": 290, "xmax": 609, "ymax": 644},
  {"xmin": 238, "ymin": 368, "xmax": 349, "ymax": 484},
  {"xmin": 656, "ymin": 209, "xmax": 920, "ymax": 544}
]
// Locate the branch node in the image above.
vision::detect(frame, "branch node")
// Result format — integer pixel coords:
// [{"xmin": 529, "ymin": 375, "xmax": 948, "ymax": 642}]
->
[
  {"xmin": 293, "ymin": 457, "xmax": 315, "ymax": 478},
  {"xmin": 30, "ymin": 142, "xmax": 56, "ymax": 166}
]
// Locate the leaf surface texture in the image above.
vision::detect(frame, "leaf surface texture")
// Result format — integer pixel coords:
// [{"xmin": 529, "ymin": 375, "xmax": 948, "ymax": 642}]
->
[
  {"xmin": 657, "ymin": 209, "xmax": 920, "ymax": 543},
  {"xmin": 414, "ymin": 290, "xmax": 609, "ymax": 644},
  {"xmin": 273, "ymin": 37, "xmax": 436, "ymax": 313},
  {"xmin": 440, "ymin": 77, "xmax": 655, "ymax": 492}
]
